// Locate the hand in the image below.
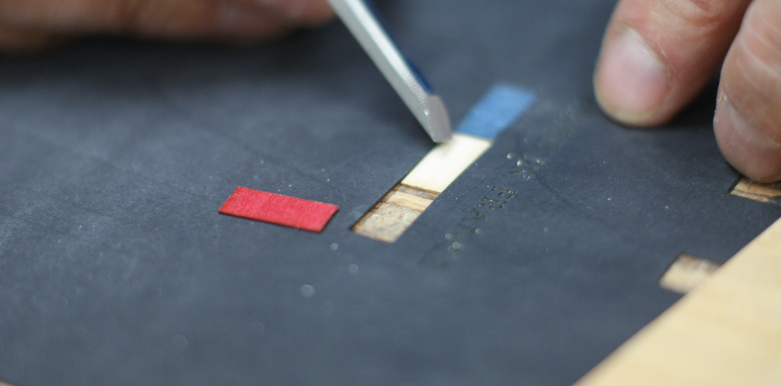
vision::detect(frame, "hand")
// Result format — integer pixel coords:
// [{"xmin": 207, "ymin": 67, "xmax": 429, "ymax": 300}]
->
[
  {"xmin": 0, "ymin": 0, "xmax": 333, "ymax": 52},
  {"xmin": 594, "ymin": 0, "xmax": 781, "ymax": 182}
]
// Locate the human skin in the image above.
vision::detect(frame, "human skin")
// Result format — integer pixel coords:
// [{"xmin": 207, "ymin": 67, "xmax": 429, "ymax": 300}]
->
[
  {"xmin": 4, "ymin": 0, "xmax": 781, "ymax": 183},
  {"xmin": 594, "ymin": 0, "xmax": 781, "ymax": 182},
  {"xmin": 0, "ymin": 0, "xmax": 333, "ymax": 51}
]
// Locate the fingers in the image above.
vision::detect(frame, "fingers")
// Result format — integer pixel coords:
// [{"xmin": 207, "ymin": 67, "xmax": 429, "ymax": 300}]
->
[
  {"xmin": 233, "ymin": 0, "xmax": 334, "ymax": 25},
  {"xmin": 0, "ymin": 27, "xmax": 60, "ymax": 52},
  {"xmin": 714, "ymin": 0, "xmax": 781, "ymax": 182},
  {"xmin": 0, "ymin": 0, "xmax": 333, "ymax": 41},
  {"xmin": 594, "ymin": 0, "xmax": 752, "ymax": 126}
]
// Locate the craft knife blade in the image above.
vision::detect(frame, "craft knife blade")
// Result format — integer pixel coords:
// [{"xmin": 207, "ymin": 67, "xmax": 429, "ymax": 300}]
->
[{"xmin": 326, "ymin": 0, "xmax": 452, "ymax": 143}]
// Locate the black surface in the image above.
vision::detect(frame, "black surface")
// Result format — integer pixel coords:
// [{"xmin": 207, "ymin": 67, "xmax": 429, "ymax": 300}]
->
[{"xmin": 0, "ymin": 0, "xmax": 779, "ymax": 385}]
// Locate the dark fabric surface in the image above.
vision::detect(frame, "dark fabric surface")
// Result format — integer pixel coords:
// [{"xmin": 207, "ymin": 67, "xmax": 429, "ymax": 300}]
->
[{"xmin": 0, "ymin": 0, "xmax": 779, "ymax": 385}]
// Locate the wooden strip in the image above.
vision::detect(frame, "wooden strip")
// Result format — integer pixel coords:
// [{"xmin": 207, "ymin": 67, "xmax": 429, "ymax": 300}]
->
[
  {"xmin": 353, "ymin": 133, "xmax": 490, "ymax": 243},
  {"xmin": 401, "ymin": 133, "xmax": 492, "ymax": 193},
  {"xmin": 352, "ymin": 201, "xmax": 421, "ymax": 243},
  {"xmin": 575, "ymin": 218, "xmax": 781, "ymax": 386},
  {"xmin": 383, "ymin": 185, "xmax": 437, "ymax": 212},
  {"xmin": 395, "ymin": 184, "xmax": 439, "ymax": 200},
  {"xmin": 731, "ymin": 178, "xmax": 781, "ymax": 204},
  {"xmin": 352, "ymin": 85, "xmax": 534, "ymax": 243},
  {"xmin": 659, "ymin": 254, "xmax": 722, "ymax": 294},
  {"xmin": 351, "ymin": 184, "xmax": 435, "ymax": 243}
]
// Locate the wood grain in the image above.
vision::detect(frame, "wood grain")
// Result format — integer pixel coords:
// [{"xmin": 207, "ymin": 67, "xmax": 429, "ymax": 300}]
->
[
  {"xmin": 731, "ymin": 178, "xmax": 781, "ymax": 204},
  {"xmin": 575, "ymin": 218, "xmax": 781, "ymax": 386},
  {"xmin": 351, "ymin": 184, "xmax": 436, "ymax": 243},
  {"xmin": 659, "ymin": 254, "xmax": 722, "ymax": 294}
]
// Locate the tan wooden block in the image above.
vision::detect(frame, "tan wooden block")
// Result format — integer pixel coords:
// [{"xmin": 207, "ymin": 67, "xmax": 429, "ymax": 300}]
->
[{"xmin": 575, "ymin": 218, "xmax": 781, "ymax": 386}]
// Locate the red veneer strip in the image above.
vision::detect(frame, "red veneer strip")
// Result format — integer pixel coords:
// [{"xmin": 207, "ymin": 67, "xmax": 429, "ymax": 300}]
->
[{"xmin": 219, "ymin": 187, "xmax": 339, "ymax": 233}]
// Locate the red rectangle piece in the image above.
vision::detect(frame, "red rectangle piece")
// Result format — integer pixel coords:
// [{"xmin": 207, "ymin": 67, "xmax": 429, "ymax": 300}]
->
[{"xmin": 219, "ymin": 187, "xmax": 338, "ymax": 233}]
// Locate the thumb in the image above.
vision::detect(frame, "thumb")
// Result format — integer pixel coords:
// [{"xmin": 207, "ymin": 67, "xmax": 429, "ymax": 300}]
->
[
  {"xmin": 714, "ymin": 0, "xmax": 781, "ymax": 182},
  {"xmin": 594, "ymin": 0, "xmax": 751, "ymax": 126}
]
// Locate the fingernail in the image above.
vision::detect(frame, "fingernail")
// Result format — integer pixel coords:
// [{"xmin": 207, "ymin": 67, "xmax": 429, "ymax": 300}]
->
[
  {"xmin": 594, "ymin": 30, "xmax": 669, "ymax": 124},
  {"xmin": 714, "ymin": 97, "xmax": 781, "ymax": 182}
]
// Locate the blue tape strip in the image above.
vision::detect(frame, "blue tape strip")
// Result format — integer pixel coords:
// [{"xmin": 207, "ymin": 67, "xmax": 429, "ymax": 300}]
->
[{"xmin": 456, "ymin": 84, "xmax": 536, "ymax": 140}]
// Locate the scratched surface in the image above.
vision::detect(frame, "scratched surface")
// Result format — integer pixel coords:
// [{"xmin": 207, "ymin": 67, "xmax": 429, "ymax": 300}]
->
[{"xmin": 0, "ymin": 0, "xmax": 780, "ymax": 385}]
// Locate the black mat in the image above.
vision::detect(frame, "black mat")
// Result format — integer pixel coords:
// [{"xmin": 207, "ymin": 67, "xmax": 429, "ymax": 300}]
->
[{"xmin": 1, "ymin": 0, "xmax": 779, "ymax": 385}]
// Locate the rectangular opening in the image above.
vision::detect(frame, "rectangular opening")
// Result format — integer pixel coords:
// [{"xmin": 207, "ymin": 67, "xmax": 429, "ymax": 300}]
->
[
  {"xmin": 351, "ymin": 84, "xmax": 536, "ymax": 243},
  {"xmin": 351, "ymin": 134, "xmax": 491, "ymax": 243}
]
